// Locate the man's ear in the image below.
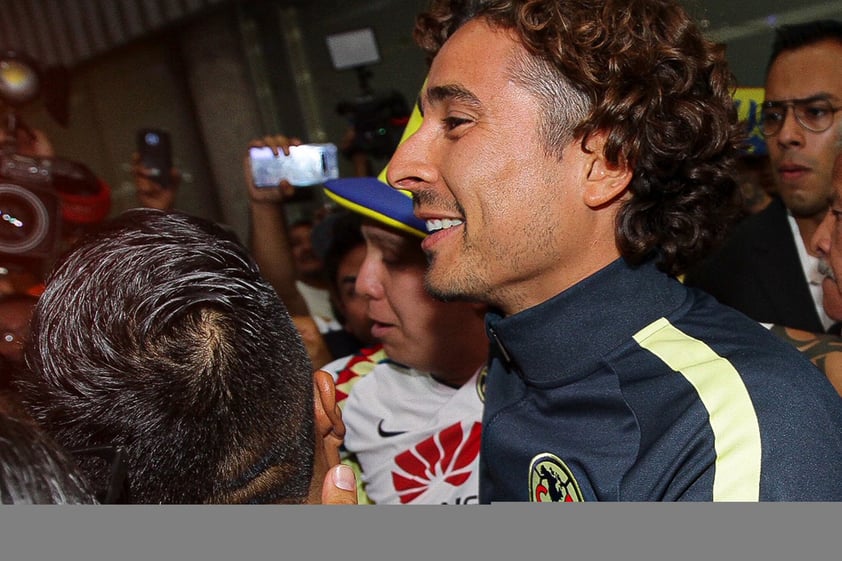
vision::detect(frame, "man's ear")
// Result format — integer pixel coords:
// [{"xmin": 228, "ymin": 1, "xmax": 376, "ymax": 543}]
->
[
  {"xmin": 582, "ymin": 132, "xmax": 632, "ymax": 208},
  {"xmin": 313, "ymin": 369, "xmax": 345, "ymax": 449},
  {"xmin": 308, "ymin": 369, "xmax": 346, "ymax": 503}
]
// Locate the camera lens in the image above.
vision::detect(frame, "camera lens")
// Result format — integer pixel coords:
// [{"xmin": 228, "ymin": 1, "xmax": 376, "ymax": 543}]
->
[
  {"xmin": 144, "ymin": 132, "xmax": 160, "ymax": 146},
  {"xmin": 0, "ymin": 183, "xmax": 50, "ymax": 254}
]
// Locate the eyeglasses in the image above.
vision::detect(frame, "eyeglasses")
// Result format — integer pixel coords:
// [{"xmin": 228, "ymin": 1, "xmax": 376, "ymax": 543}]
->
[{"xmin": 760, "ymin": 97, "xmax": 842, "ymax": 136}]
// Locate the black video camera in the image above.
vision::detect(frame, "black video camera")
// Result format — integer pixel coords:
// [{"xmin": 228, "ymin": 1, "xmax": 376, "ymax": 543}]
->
[
  {"xmin": 336, "ymin": 90, "xmax": 410, "ymax": 160},
  {"xmin": 0, "ymin": 152, "xmax": 99, "ymax": 266}
]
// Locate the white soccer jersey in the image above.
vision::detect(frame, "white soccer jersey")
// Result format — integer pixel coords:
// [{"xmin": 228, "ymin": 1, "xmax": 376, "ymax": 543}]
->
[
  {"xmin": 322, "ymin": 344, "xmax": 387, "ymax": 408},
  {"xmin": 341, "ymin": 362, "xmax": 486, "ymax": 505}
]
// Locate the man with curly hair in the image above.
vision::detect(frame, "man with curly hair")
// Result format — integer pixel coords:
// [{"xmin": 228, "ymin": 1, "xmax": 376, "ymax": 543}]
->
[{"xmin": 386, "ymin": 0, "xmax": 842, "ymax": 501}]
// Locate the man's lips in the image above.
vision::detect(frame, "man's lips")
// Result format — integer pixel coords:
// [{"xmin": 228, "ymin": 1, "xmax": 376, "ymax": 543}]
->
[
  {"xmin": 822, "ymin": 277, "xmax": 838, "ymax": 302},
  {"xmin": 421, "ymin": 217, "xmax": 464, "ymax": 252},
  {"xmin": 777, "ymin": 164, "xmax": 810, "ymax": 181},
  {"xmin": 370, "ymin": 321, "xmax": 395, "ymax": 340}
]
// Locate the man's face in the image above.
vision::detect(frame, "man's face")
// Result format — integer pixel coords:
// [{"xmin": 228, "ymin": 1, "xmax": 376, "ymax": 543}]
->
[
  {"xmin": 333, "ymin": 243, "xmax": 375, "ymax": 345},
  {"xmin": 289, "ymin": 223, "xmax": 323, "ymax": 277},
  {"xmin": 356, "ymin": 221, "xmax": 482, "ymax": 379},
  {"xmin": 764, "ymin": 40, "xmax": 842, "ymax": 219},
  {"xmin": 386, "ymin": 19, "xmax": 614, "ymax": 315},
  {"xmin": 812, "ymin": 153, "xmax": 842, "ymax": 321}
]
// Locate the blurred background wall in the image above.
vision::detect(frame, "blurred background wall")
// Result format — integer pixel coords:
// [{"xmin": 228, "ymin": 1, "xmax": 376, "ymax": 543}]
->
[{"xmin": 1, "ymin": 0, "xmax": 840, "ymax": 245}]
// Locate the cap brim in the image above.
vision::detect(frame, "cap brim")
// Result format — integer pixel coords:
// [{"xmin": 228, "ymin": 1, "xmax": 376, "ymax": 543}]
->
[{"xmin": 323, "ymin": 177, "xmax": 427, "ymax": 238}]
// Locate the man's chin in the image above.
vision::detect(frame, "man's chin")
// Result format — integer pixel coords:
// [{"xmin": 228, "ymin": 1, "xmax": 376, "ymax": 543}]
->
[
  {"xmin": 424, "ymin": 265, "xmax": 476, "ymax": 303},
  {"xmin": 778, "ymin": 189, "xmax": 828, "ymax": 219}
]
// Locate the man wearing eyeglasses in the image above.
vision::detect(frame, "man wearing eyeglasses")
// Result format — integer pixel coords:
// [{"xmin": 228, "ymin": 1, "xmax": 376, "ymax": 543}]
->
[{"xmin": 685, "ymin": 20, "xmax": 842, "ymax": 335}]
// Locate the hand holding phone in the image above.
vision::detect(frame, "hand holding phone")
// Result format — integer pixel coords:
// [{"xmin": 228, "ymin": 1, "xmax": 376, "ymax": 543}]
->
[
  {"xmin": 248, "ymin": 143, "xmax": 339, "ymax": 188},
  {"xmin": 136, "ymin": 128, "xmax": 173, "ymax": 188}
]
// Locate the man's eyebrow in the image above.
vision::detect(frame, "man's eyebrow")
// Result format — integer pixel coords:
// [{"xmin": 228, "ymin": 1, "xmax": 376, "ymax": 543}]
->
[
  {"xmin": 764, "ymin": 93, "xmax": 839, "ymax": 105},
  {"xmin": 426, "ymin": 84, "xmax": 482, "ymax": 109}
]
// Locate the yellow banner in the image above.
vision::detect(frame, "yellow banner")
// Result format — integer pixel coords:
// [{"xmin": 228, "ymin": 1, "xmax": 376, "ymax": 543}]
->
[{"xmin": 733, "ymin": 87, "xmax": 766, "ymax": 155}]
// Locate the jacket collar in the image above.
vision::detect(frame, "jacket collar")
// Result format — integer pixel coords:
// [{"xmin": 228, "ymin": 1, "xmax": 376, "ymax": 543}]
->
[{"xmin": 485, "ymin": 257, "xmax": 689, "ymax": 385}]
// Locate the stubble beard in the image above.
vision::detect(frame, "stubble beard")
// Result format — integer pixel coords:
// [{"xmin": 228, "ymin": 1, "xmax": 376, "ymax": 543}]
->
[
  {"xmin": 777, "ymin": 178, "xmax": 831, "ymax": 219},
  {"xmin": 423, "ymin": 250, "xmax": 495, "ymax": 307}
]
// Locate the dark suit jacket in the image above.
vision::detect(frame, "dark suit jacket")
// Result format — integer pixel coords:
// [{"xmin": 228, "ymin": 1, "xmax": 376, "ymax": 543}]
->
[{"xmin": 684, "ymin": 197, "xmax": 826, "ymax": 333}]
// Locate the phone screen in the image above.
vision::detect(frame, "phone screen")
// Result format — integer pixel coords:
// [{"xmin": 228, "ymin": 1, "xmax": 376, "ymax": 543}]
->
[{"xmin": 248, "ymin": 144, "xmax": 339, "ymax": 188}]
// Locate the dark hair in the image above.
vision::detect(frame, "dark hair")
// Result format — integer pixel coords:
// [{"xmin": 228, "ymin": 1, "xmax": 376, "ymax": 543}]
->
[
  {"xmin": 320, "ymin": 210, "xmax": 365, "ymax": 317},
  {"xmin": 20, "ymin": 209, "xmax": 316, "ymax": 504},
  {"xmin": 414, "ymin": 0, "xmax": 743, "ymax": 275},
  {"xmin": 767, "ymin": 19, "xmax": 842, "ymax": 74},
  {"xmin": 0, "ymin": 396, "xmax": 98, "ymax": 504}
]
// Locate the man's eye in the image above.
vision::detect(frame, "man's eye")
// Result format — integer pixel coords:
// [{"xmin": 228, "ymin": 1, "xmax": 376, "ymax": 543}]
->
[
  {"xmin": 803, "ymin": 105, "xmax": 830, "ymax": 119},
  {"xmin": 762, "ymin": 109, "xmax": 784, "ymax": 122},
  {"xmin": 443, "ymin": 116, "xmax": 471, "ymax": 131}
]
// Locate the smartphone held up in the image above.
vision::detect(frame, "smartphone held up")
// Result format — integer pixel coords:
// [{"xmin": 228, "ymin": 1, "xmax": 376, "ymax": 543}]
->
[
  {"xmin": 248, "ymin": 143, "xmax": 339, "ymax": 188},
  {"xmin": 136, "ymin": 127, "xmax": 173, "ymax": 188}
]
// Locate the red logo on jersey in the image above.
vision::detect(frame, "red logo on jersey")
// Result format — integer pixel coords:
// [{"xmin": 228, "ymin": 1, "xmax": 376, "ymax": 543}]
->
[{"xmin": 391, "ymin": 422, "xmax": 481, "ymax": 504}]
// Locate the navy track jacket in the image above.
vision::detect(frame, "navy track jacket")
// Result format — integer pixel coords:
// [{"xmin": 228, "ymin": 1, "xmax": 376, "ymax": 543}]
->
[{"xmin": 480, "ymin": 258, "xmax": 842, "ymax": 502}]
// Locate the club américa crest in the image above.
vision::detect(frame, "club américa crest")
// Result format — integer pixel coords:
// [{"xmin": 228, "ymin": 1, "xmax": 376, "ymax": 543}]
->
[
  {"xmin": 476, "ymin": 366, "xmax": 487, "ymax": 403},
  {"xmin": 528, "ymin": 453, "xmax": 584, "ymax": 502}
]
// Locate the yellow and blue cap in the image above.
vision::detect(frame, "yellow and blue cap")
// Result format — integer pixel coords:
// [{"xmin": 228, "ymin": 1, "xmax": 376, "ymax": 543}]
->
[{"xmin": 323, "ymin": 84, "xmax": 426, "ymax": 238}]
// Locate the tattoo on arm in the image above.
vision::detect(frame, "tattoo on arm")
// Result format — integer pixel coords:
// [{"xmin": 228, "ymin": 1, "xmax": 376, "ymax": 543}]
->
[{"xmin": 769, "ymin": 324, "xmax": 842, "ymax": 372}]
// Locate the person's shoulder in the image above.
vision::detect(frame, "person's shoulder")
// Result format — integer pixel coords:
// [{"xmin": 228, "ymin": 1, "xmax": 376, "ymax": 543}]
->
[
  {"xmin": 684, "ymin": 197, "xmax": 790, "ymax": 283},
  {"xmin": 677, "ymin": 293, "xmax": 819, "ymax": 370},
  {"xmin": 741, "ymin": 337, "xmax": 842, "ymax": 457},
  {"xmin": 669, "ymin": 304, "xmax": 842, "ymax": 420},
  {"xmin": 720, "ymin": 196, "xmax": 789, "ymax": 243},
  {"xmin": 321, "ymin": 344, "xmax": 387, "ymax": 378},
  {"xmin": 724, "ymin": 320, "xmax": 840, "ymax": 400}
]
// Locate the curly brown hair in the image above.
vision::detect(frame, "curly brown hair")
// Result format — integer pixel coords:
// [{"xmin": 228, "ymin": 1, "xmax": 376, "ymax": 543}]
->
[{"xmin": 414, "ymin": 0, "xmax": 744, "ymax": 275}]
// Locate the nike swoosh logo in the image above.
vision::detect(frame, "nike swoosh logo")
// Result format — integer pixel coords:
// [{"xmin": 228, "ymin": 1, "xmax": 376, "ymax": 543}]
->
[{"xmin": 377, "ymin": 419, "xmax": 407, "ymax": 438}]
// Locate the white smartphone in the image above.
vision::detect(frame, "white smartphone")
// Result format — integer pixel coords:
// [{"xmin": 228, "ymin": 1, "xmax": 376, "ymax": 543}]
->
[{"xmin": 248, "ymin": 143, "xmax": 340, "ymax": 188}]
